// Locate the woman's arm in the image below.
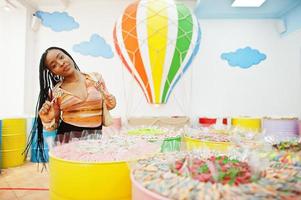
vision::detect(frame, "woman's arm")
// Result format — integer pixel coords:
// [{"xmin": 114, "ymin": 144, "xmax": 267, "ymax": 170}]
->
[
  {"xmin": 105, "ymin": 94, "xmax": 116, "ymax": 110},
  {"xmin": 93, "ymin": 72, "xmax": 116, "ymax": 110},
  {"xmin": 39, "ymin": 96, "xmax": 60, "ymax": 131}
]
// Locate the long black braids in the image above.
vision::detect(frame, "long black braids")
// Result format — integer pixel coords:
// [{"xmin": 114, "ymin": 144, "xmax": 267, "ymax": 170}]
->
[{"xmin": 24, "ymin": 47, "xmax": 80, "ymax": 164}]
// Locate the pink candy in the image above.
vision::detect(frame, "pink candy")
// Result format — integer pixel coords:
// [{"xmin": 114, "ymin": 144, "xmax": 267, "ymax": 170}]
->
[{"xmin": 51, "ymin": 136, "xmax": 159, "ymax": 162}]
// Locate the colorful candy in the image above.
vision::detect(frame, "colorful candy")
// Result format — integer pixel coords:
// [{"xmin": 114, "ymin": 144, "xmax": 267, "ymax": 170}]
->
[
  {"xmin": 132, "ymin": 152, "xmax": 301, "ymax": 200},
  {"xmin": 272, "ymin": 140, "xmax": 301, "ymax": 152},
  {"xmin": 171, "ymin": 155, "xmax": 253, "ymax": 185},
  {"xmin": 51, "ymin": 135, "xmax": 160, "ymax": 162}
]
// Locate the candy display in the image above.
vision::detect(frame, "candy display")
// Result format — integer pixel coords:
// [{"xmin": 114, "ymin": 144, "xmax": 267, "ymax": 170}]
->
[
  {"xmin": 299, "ymin": 120, "xmax": 301, "ymax": 136},
  {"xmin": 229, "ymin": 126, "xmax": 266, "ymax": 150},
  {"xmin": 171, "ymin": 155, "xmax": 254, "ymax": 185},
  {"xmin": 268, "ymin": 152, "xmax": 301, "ymax": 167},
  {"xmin": 231, "ymin": 117, "xmax": 261, "ymax": 133},
  {"xmin": 124, "ymin": 126, "xmax": 183, "ymax": 152},
  {"xmin": 131, "ymin": 152, "xmax": 301, "ymax": 200},
  {"xmin": 262, "ymin": 118, "xmax": 299, "ymax": 141},
  {"xmin": 261, "ymin": 163, "xmax": 301, "ymax": 199},
  {"xmin": 51, "ymin": 135, "xmax": 160, "ymax": 162},
  {"xmin": 160, "ymin": 136, "xmax": 182, "ymax": 153},
  {"xmin": 198, "ymin": 117, "xmax": 228, "ymax": 127},
  {"xmin": 49, "ymin": 135, "xmax": 135, "ymax": 200},
  {"xmin": 272, "ymin": 140, "xmax": 301, "ymax": 152},
  {"xmin": 127, "ymin": 127, "xmax": 167, "ymax": 135},
  {"xmin": 185, "ymin": 132, "xmax": 230, "ymax": 142},
  {"xmin": 125, "ymin": 126, "xmax": 182, "ymax": 141},
  {"xmin": 185, "ymin": 127, "xmax": 232, "ymax": 142},
  {"xmin": 47, "ymin": 117, "xmax": 301, "ymax": 200},
  {"xmin": 259, "ymin": 139, "xmax": 301, "ymax": 167},
  {"xmin": 183, "ymin": 128, "xmax": 233, "ymax": 152},
  {"xmin": 198, "ymin": 118, "xmax": 229, "ymax": 132}
]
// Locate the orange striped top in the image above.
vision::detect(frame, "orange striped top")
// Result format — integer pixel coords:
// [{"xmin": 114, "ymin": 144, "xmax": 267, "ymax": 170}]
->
[{"xmin": 50, "ymin": 72, "xmax": 109, "ymax": 128}]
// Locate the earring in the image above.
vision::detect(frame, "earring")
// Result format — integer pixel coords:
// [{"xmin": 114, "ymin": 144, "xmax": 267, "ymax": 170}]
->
[{"xmin": 54, "ymin": 75, "xmax": 61, "ymax": 82}]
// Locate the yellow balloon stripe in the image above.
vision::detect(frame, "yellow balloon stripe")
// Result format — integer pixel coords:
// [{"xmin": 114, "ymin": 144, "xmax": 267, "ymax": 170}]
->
[{"xmin": 147, "ymin": 0, "xmax": 168, "ymax": 103}]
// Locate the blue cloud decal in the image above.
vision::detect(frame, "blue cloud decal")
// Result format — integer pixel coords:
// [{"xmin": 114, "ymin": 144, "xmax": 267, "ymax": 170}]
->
[
  {"xmin": 35, "ymin": 11, "xmax": 79, "ymax": 32},
  {"xmin": 221, "ymin": 47, "xmax": 266, "ymax": 69},
  {"xmin": 72, "ymin": 34, "xmax": 114, "ymax": 58}
]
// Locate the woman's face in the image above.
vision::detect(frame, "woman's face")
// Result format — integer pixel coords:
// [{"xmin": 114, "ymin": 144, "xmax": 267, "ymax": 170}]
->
[{"xmin": 45, "ymin": 49, "xmax": 75, "ymax": 76}]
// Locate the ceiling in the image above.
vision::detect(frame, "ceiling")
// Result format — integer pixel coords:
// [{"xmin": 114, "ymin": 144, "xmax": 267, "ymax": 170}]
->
[
  {"xmin": 7, "ymin": 0, "xmax": 301, "ymax": 20},
  {"xmin": 195, "ymin": 0, "xmax": 301, "ymax": 19},
  {"xmin": 19, "ymin": 0, "xmax": 194, "ymax": 11},
  {"xmin": 22, "ymin": 0, "xmax": 69, "ymax": 9}
]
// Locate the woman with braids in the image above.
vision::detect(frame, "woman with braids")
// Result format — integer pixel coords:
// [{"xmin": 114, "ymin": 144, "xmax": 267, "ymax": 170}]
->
[{"xmin": 25, "ymin": 47, "xmax": 116, "ymax": 162}]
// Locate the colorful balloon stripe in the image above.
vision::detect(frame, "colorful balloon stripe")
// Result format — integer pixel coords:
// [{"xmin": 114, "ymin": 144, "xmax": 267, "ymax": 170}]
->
[
  {"xmin": 162, "ymin": 4, "xmax": 193, "ymax": 102},
  {"xmin": 147, "ymin": 0, "xmax": 168, "ymax": 103},
  {"xmin": 113, "ymin": 25, "xmax": 150, "ymax": 102},
  {"xmin": 166, "ymin": 24, "xmax": 201, "ymax": 102},
  {"xmin": 122, "ymin": 1, "xmax": 153, "ymax": 103},
  {"xmin": 114, "ymin": 0, "xmax": 201, "ymax": 104}
]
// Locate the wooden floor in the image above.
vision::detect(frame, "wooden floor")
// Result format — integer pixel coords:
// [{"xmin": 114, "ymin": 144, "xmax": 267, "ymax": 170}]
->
[{"xmin": 0, "ymin": 162, "xmax": 49, "ymax": 200}]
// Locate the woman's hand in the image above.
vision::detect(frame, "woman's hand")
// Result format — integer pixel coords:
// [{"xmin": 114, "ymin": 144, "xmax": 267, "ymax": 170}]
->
[
  {"xmin": 105, "ymin": 94, "xmax": 116, "ymax": 110},
  {"xmin": 39, "ymin": 101, "xmax": 55, "ymax": 122}
]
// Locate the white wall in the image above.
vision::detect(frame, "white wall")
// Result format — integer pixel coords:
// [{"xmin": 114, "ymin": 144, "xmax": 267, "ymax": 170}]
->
[
  {"xmin": 16, "ymin": 0, "xmax": 301, "ymax": 120},
  {"xmin": 192, "ymin": 20, "xmax": 301, "ymax": 118},
  {"xmin": 0, "ymin": 3, "xmax": 27, "ymax": 118},
  {"xmin": 23, "ymin": 4, "xmax": 39, "ymax": 116}
]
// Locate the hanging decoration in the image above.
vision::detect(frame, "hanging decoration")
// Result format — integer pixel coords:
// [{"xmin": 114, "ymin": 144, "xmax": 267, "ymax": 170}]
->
[{"xmin": 114, "ymin": 0, "xmax": 201, "ymax": 104}]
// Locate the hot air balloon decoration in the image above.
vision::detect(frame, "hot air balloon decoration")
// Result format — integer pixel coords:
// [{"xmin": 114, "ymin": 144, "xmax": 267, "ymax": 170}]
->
[{"xmin": 114, "ymin": 0, "xmax": 201, "ymax": 104}]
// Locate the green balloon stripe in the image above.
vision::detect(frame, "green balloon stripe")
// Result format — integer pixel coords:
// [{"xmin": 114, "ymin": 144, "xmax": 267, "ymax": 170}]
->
[{"xmin": 161, "ymin": 4, "xmax": 193, "ymax": 102}]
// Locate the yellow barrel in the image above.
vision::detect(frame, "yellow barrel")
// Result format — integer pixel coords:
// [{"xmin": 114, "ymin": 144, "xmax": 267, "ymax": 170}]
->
[
  {"xmin": 183, "ymin": 136, "xmax": 232, "ymax": 152},
  {"xmin": 0, "ymin": 120, "xmax": 2, "ymax": 172},
  {"xmin": 49, "ymin": 154, "xmax": 131, "ymax": 200},
  {"xmin": 231, "ymin": 117, "xmax": 261, "ymax": 133},
  {"xmin": 1, "ymin": 118, "xmax": 26, "ymax": 168}
]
